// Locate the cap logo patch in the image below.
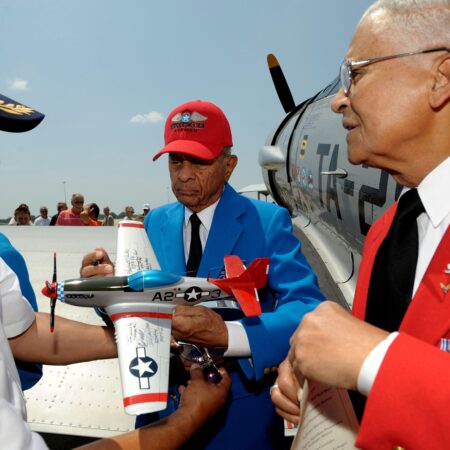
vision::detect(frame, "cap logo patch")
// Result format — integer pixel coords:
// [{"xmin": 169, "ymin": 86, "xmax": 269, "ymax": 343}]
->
[
  {"xmin": 0, "ymin": 100, "xmax": 34, "ymax": 116},
  {"xmin": 171, "ymin": 111, "xmax": 208, "ymax": 132}
]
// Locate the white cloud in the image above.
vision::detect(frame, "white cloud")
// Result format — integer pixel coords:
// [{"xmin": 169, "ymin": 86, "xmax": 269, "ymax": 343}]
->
[
  {"xmin": 8, "ymin": 78, "xmax": 29, "ymax": 91},
  {"xmin": 129, "ymin": 111, "xmax": 164, "ymax": 124}
]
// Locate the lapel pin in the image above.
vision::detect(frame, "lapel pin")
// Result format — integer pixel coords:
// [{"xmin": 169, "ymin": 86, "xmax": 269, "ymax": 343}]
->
[
  {"xmin": 440, "ymin": 283, "xmax": 450, "ymax": 294},
  {"xmin": 444, "ymin": 264, "xmax": 450, "ymax": 275}
]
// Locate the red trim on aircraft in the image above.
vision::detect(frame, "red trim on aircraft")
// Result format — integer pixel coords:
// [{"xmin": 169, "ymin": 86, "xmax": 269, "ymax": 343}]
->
[
  {"xmin": 110, "ymin": 311, "xmax": 173, "ymax": 321},
  {"xmin": 118, "ymin": 222, "xmax": 145, "ymax": 229},
  {"xmin": 123, "ymin": 392, "xmax": 169, "ymax": 406}
]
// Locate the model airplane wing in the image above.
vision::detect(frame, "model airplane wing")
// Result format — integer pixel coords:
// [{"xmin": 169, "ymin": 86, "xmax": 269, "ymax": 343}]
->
[
  {"xmin": 115, "ymin": 220, "xmax": 160, "ymax": 276},
  {"xmin": 112, "ymin": 220, "xmax": 172, "ymax": 414},
  {"xmin": 106, "ymin": 303, "xmax": 172, "ymax": 415}
]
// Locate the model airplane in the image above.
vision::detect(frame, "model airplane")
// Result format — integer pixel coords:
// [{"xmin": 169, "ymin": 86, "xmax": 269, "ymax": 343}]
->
[
  {"xmin": 259, "ymin": 54, "xmax": 401, "ymax": 308},
  {"xmin": 42, "ymin": 221, "xmax": 269, "ymax": 415}
]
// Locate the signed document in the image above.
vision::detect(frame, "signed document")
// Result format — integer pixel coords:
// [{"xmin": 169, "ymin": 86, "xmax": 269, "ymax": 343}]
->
[{"xmin": 291, "ymin": 380, "xmax": 359, "ymax": 450}]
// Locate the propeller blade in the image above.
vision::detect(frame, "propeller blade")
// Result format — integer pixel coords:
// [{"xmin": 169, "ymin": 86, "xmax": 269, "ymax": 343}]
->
[
  {"xmin": 52, "ymin": 252, "xmax": 57, "ymax": 283},
  {"xmin": 267, "ymin": 54, "xmax": 296, "ymax": 113},
  {"xmin": 50, "ymin": 252, "xmax": 57, "ymax": 332}
]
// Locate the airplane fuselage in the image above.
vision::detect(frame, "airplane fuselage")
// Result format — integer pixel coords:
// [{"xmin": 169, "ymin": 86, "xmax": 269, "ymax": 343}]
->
[{"xmin": 55, "ymin": 270, "xmax": 230, "ymax": 308}]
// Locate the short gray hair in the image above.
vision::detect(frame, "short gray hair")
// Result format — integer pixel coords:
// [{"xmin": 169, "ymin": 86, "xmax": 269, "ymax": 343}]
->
[
  {"xmin": 362, "ymin": 0, "xmax": 450, "ymax": 49},
  {"xmin": 222, "ymin": 146, "xmax": 233, "ymax": 157}
]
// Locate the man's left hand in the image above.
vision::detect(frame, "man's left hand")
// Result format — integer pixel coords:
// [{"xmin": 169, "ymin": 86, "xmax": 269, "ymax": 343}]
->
[
  {"xmin": 172, "ymin": 305, "xmax": 228, "ymax": 347},
  {"xmin": 288, "ymin": 301, "xmax": 389, "ymax": 391},
  {"xmin": 176, "ymin": 364, "xmax": 231, "ymax": 431}
]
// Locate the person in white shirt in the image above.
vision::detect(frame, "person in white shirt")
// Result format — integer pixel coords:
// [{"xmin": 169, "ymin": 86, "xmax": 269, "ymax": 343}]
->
[
  {"xmin": 1, "ymin": 256, "xmax": 230, "ymax": 450},
  {"xmin": 33, "ymin": 207, "xmax": 51, "ymax": 226}
]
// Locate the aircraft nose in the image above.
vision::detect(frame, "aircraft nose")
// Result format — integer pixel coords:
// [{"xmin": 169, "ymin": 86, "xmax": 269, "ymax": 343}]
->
[{"xmin": 42, "ymin": 281, "xmax": 57, "ymax": 298}]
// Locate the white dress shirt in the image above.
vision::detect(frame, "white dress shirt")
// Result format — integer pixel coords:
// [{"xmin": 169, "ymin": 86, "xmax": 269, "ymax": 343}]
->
[
  {"xmin": 358, "ymin": 156, "xmax": 450, "ymax": 395},
  {"xmin": 0, "ymin": 258, "xmax": 48, "ymax": 449},
  {"xmin": 183, "ymin": 200, "xmax": 251, "ymax": 356}
]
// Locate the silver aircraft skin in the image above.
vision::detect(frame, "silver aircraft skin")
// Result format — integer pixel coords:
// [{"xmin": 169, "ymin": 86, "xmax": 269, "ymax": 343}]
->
[{"xmin": 259, "ymin": 55, "xmax": 402, "ymax": 308}]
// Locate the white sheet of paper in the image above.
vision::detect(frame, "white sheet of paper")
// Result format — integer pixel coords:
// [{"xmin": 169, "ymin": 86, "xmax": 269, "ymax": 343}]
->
[{"xmin": 291, "ymin": 380, "xmax": 359, "ymax": 450}]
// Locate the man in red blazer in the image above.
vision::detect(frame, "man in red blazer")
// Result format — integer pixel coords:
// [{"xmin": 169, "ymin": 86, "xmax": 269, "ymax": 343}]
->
[{"xmin": 272, "ymin": 0, "xmax": 450, "ymax": 448}]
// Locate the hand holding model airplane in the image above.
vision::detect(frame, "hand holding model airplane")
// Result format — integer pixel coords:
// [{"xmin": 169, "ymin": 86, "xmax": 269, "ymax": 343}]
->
[{"xmin": 42, "ymin": 221, "xmax": 269, "ymax": 416}]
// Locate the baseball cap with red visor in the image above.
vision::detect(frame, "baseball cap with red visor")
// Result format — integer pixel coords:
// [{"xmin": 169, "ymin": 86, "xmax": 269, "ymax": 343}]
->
[{"xmin": 152, "ymin": 100, "xmax": 233, "ymax": 161}]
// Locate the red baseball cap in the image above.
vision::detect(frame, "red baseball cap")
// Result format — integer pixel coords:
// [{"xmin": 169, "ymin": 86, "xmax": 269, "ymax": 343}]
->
[{"xmin": 153, "ymin": 100, "xmax": 233, "ymax": 161}]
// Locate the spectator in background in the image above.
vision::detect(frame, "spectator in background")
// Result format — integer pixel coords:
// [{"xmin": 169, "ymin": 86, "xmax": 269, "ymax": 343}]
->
[
  {"xmin": 81, "ymin": 202, "xmax": 102, "ymax": 226},
  {"xmin": 136, "ymin": 203, "xmax": 151, "ymax": 222},
  {"xmin": 124, "ymin": 205, "xmax": 135, "ymax": 220},
  {"xmin": 56, "ymin": 193, "xmax": 85, "ymax": 226},
  {"xmin": 102, "ymin": 206, "xmax": 115, "ymax": 226},
  {"xmin": 33, "ymin": 207, "xmax": 51, "ymax": 226},
  {"xmin": 8, "ymin": 204, "xmax": 32, "ymax": 226},
  {"xmin": 13, "ymin": 205, "xmax": 32, "ymax": 226},
  {"xmin": 49, "ymin": 202, "xmax": 67, "ymax": 226}
]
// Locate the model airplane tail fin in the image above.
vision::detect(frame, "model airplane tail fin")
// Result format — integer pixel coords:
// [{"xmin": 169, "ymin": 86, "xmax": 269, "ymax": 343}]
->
[
  {"xmin": 211, "ymin": 256, "xmax": 269, "ymax": 317},
  {"xmin": 238, "ymin": 257, "xmax": 270, "ymax": 290}
]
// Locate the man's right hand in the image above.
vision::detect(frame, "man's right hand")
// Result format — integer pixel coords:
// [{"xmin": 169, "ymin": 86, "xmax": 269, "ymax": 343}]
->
[
  {"xmin": 80, "ymin": 247, "xmax": 114, "ymax": 277},
  {"xmin": 271, "ymin": 358, "xmax": 302, "ymax": 425}
]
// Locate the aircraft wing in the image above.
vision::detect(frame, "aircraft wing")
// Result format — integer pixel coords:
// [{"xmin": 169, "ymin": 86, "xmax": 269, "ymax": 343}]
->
[
  {"xmin": 105, "ymin": 303, "xmax": 173, "ymax": 415},
  {"xmin": 115, "ymin": 220, "xmax": 161, "ymax": 276}
]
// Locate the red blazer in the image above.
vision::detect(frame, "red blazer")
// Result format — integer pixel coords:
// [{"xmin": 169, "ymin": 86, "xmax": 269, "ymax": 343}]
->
[{"xmin": 353, "ymin": 203, "xmax": 450, "ymax": 450}]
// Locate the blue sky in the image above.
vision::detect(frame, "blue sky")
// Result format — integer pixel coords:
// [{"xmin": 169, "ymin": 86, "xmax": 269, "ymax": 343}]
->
[{"xmin": 0, "ymin": 0, "xmax": 373, "ymax": 219}]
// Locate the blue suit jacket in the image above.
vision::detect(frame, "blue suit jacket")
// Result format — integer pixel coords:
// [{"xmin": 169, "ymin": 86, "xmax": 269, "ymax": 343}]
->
[
  {"xmin": 145, "ymin": 183, "xmax": 324, "ymax": 380},
  {"xmin": 143, "ymin": 184, "xmax": 324, "ymax": 449},
  {"xmin": 0, "ymin": 233, "xmax": 42, "ymax": 390}
]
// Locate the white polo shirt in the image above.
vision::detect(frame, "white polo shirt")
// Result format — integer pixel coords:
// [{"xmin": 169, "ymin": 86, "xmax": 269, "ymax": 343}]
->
[{"xmin": 0, "ymin": 257, "xmax": 47, "ymax": 449}]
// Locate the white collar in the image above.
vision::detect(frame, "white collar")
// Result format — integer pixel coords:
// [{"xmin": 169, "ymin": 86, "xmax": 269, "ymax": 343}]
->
[
  {"xmin": 416, "ymin": 156, "xmax": 450, "ymax": 228},
  {"xmin": 184, "ymin": 196, "xmax": 221, "ymax": 231}
]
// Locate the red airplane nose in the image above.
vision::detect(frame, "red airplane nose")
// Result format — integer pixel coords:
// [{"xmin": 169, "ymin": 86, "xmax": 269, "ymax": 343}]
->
[{"xmin": 42, "ymin": 282, "xmax": 56, "ymax": 298}]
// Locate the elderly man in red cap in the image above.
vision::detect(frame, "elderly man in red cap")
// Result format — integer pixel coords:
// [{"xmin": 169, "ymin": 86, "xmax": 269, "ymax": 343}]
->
[
  {"xmin": 83, "ymin": 99, "xmax": 324, "ymax": 449},
  {"xmin": 0, "ymin": 94, "xmax": 231, "ymax": 450}
]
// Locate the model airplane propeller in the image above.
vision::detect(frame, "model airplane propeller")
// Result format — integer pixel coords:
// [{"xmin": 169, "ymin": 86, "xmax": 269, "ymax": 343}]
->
[
  {"xmin": 49, "ymin": 252, "xmax": 57, "ymax": 332},
  {"xmin": 42, "ymin": 221, "xmax": 269, "ymax": 415}
]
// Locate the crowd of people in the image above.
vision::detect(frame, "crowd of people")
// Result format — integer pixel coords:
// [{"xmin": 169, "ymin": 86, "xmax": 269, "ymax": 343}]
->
[
  {"xmin": 0, "ymin": 0, "xmax": 449, "ymax": 449},
  {"xmin": 6, "ymin": 199, "xmax": 151, "ymax": 226}
]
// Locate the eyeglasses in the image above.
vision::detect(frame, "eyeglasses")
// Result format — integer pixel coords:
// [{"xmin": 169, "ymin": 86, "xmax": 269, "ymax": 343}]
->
[
  {"xmin": 340, "ymin": 47, "xmax": 450, "ymax": 95},
  {"xmin": 73, "ymin": 201, "xmax": 84, "ymax": 205},
  {"xmin": 177, "ymin": 341, "xmax": 222, "ymax": 384}
]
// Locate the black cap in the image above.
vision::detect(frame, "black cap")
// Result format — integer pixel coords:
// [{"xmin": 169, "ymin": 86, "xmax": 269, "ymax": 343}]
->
[{"xmin": 0, "ymin": 93, "xmax": 45, "ymax": 133}]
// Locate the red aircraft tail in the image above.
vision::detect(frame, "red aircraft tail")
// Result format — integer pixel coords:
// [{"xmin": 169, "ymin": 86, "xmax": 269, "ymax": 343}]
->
[{"xmin": 210, "ymin": 256, "xmax": 269, "ymax": 317}]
